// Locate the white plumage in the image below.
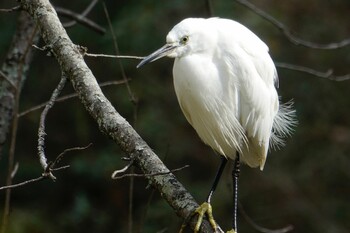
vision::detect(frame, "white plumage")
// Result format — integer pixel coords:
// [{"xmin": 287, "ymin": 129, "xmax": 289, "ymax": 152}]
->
[{"xmin": 138, "ymin": 17, "xmax": 295, "ymax": 170}]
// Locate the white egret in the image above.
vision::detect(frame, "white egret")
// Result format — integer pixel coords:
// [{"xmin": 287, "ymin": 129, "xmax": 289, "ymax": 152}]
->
[{"xmin": 137, "ymin": 17, "xmax": 296, "ymax": 233}]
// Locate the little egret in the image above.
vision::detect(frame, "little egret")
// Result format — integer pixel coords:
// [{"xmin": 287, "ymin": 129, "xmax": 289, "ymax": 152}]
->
[{"xmin": 137, "ymin": 17, "xmax": 296, "ymax": 233}]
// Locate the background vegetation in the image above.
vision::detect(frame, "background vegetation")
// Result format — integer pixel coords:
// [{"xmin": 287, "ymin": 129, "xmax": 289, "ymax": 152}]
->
[{"xmin": 0, "ymin": 0, "xmax": 349, "ymax": 233}]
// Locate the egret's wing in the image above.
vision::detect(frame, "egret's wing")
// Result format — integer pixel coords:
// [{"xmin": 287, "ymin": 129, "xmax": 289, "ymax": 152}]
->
[
  {"xmin": 173, "ymin": 54, "xmax": 246, "ymax": 159},
  {"xmin": 213, "ymin": 18, "xmax": 279, "ymax": 169}
]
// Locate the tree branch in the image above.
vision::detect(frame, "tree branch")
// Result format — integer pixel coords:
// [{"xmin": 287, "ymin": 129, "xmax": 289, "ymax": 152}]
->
[
  {"xmin": 0, "ymin": 6, "xmax": 21, "ymax": 13},
  {"xmin": 275, "ymin": 62, "xmax": 350, "ymax": 81},
  {"xmin": 37, "ymin": 74, "xmax": 67, "ymax": 180},
  {"xmin": 18, "ymin": 80, "xmax": 129, "ymax": 118},
  {"xmin": 0, "ymin": 177, "xmax": 45, "ymax": 191},
  {"xmin": 0, "ymin": 12, "xmax": 39, "ymax": 233},
  {"xmin": 61, "ymin": 0, "xmax": 99, "ymax": 28},
  {"xmin": 0, "ymin": 70, "xmax": 16, "ymax": 89},
  {"xmin": 18, "ymin": 0, "xmax": 216, "ymax": 232},
  {"xmin": 234, "ymin": 0, "xmax": 350, "ymax": 49},
  {"xmin": 111, "ymin": 164, "xmax": 190, "ymax": 180},
  {"xmin": 0, "ymin": 11, "xmax": 39, "ymax": 156},
  {"xmin": 55, "ymin": 6, "xmax": 106, "ymax": 35},
  {"xmin": 84, "ymin": 52, "xmax": 144, "ymax": 60}
]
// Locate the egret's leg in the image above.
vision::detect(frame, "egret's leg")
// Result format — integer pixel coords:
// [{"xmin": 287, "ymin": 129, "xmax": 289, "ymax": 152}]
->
[
  {"xmin": 180, "ymin": 156, "xmax": 228, "ymax": 233},
  {"xmin": 207, "ymin": 156, "xmax": 228, "ymax": 203},
  {"xmin": 229, "ymin": 152, "xmax": 240, "ymax": 233}
]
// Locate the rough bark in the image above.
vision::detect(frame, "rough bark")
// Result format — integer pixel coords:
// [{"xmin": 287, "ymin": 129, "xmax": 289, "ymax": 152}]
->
[
  {"xmin": 18, "ymin": 0, "xmax": 217, "ymax": 232},
  {"xmin": 0, "ymin": 11, "xmax": 39, "ymax": 157}
]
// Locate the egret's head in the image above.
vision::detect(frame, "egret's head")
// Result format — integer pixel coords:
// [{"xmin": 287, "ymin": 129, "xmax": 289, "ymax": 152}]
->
[{"xmin": 137, "ymin": 18, "xmax": 216, "ymax": 68}]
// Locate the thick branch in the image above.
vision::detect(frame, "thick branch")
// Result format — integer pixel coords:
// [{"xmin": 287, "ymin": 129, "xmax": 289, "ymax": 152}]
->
[
  {"xmin": 0, "ymin": 12, "xmax": 39, "ymax": 232},
  {"xmin": 18, "ymin": 0, "xmax": 215, "ymax": 232},
  {"xmin": 0, "ymin": 11, "xmax": 39, "ymax": 155}
]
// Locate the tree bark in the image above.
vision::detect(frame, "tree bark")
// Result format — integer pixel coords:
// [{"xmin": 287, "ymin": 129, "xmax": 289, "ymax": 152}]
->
[
  {"xmin": 0, "ymin": 11, "xmax": 39, "ymax": 157},
  {"xmin": 0, "ymin": 11, "xmax": 39, "ymax": 233}
]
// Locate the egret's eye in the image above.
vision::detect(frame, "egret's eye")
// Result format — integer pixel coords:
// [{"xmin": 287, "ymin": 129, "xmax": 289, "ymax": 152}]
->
[{"xmin": 180, "ymin": 36, "xmax": 189, "ymax": 44}]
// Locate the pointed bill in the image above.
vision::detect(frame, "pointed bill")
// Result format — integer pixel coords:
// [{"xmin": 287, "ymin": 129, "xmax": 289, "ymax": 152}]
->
[{"xmin": 137, "ymin": 44, "xmax": 178, "ymax": 68}]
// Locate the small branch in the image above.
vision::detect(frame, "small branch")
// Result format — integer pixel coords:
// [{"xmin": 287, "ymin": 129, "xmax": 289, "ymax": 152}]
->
[
  {"xmin": 50, "ymin": 143, "xmax": 92, "ymax": 169},
  {"xmin": 101, "ymin": 2, "xmax": 138, "ymax": 106},
  {"xmin": 239, "ymin": 202, "xmax": 294, "ymax": 233},
  {"xmin": 111, "ymin": 160, "xmax": 134, "ymax": 179},
  {"xmin": 51, "ymin": 165, "xmax": 70, "ymax": 171},
  {"xmin": 32, "ymin": 43, "xmax": 56, "ymax": 57},
  {"xmin": 85, "ymin": 52, "xmax": 144, "ymax": 60},
  {"xmin": 234, "ymin": 0, "xmax": 350, "ymax": 49},
  {"xmin": 275, "ymin": 62, "xmax": 350, "ymax": 81},
  {"xmin": 18, "ymin": 80, "xmax": 128, "ymax": 117},
  {"xmin": 10, "ymin": 162, "xmax": 19, "ymax": 179},
  {"xmin": 0, "ymin": 144, "xmax": 90, "ymax": 191},
  {"xmin": 0, "ymin": 70, "xmax": 17, "ymax": 89},
  {"xmin": 205, "ymin": 0, "xmax": 214, "ymax": 17},
  {"xmin": 0, "ymin": 176, "xmax": 45, "ymax": 191},
  {"xmin": 0, "ymin": 6, "xmax": 21, "ymax": 12},
  {"xmin": 0, "ymin": 165, "xmax": 70, "ymax": 191},
  {"xmin": 62, "ymin": 0, "xmax": 99, "ymax": 28},
  {"xmin": 112, "ymin": 165, "xmax": 190, "ymax": 180},
  {"xmin": 37, "ymin": 74, "xmax": 67, "ymax": 180},
  {"xmin": 55, "ymin": 6, "xmax": 106, "ymax": 35}
]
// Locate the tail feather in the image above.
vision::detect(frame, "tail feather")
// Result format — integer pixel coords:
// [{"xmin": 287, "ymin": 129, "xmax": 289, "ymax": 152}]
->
[{"xmin": 270, "ymin": 100, "xmax": 297, "ymax": 149}]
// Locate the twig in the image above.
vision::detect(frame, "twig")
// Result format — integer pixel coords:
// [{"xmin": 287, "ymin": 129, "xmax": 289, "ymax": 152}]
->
[
  {"xmin": 205, "ymin": 0, "xmax": 214, "ymax": 17},
  {"xmin": 0, "ymin": 176, "xmax": 45, "ymax": 191},
  {"xmin": 37, "ymin": 74, "xmax": 67, "ymax": 180},
  {"xmin": 275, "ymin": 62, "xmax": 350, "ymax": 81},
  {"xmin": 50, "ymin": 143, "xmax": 92, "ymax": 169},
  {"xmin": 32, "ymin": 44, "xmax": 48, "ymax": 52},
  {"xmin": 0, "ymin": 143, "xmax": 90, "ymax": 191},
  {"xmin": 0, "ymin": 165, "xmax": 70, "ymax": 191},
  {"xmin": 10, "ymin": 162, "xmax": 19, "ymax": 179},
  {"xmin": 112, "ymin": 165, "xmax": 190, "ymax": 180},
  {"xmin": 0, "ymin": 6, "xmax": 21, "ymax": 12},
  {"xmin": 238, "ymin": 202, "xmax": 294, "ymax": 233},
  {"xmin": 62, "ymin": 0, "xmax": 99, "ymax": 28},
  {"xmin": 18, "ymin": 80, "xmax": 128, "ymax": 117},
  {"xmin": 1, "ymin": 143, "xmax": 90, "ymax": 191},
  {"xmin": 111, "ymin": 160, "xmax": 134, "ymax": 179},
  {"xmin": 85, "ymin": 52, "xmax": 144, "ymax": 60},
  {"xmin": 55, "ymin": 6, "xmax": 106, "ymax": 35},
  {"xmin": 2, "ymin": 79, "xmax": 21, "ymax": 233},
  {"xmin": 51, "ymin": 165, "xmax": 70, "ymax": 171},
  {"xmin": 102, "ymin": 2, "xmax": 138, "ymax": 105},
  {"xmin": 0, "ymin": 70, "xmax": 17, "ymax": 89},
  {"xmin": 234, "ymin": 0, "xmax": 350, "ymax": 49},
  {"xmin": 32, "ymin": 43, "xmax": 57, "ymax": 57}
]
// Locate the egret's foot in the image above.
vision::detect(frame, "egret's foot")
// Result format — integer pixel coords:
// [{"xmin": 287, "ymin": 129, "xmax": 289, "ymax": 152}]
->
[
  {"xmin": 179, "ymin": 202, "xmax": 218, "ymax": 233},
  {"xmin": 227, "ymin": 229, "xmax": 237, "ymax": 233}
]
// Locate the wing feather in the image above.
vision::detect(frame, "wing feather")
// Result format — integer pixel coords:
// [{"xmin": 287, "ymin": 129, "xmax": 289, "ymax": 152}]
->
[{"xmin": 213, "ymin": 18, "xmax": 279, "ymax": 169}]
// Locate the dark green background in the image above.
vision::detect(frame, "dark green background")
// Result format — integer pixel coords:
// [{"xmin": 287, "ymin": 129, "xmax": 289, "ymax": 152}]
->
[{"xmin": 0, "ymin": 0, "xmax": 349, "ymax": 233}]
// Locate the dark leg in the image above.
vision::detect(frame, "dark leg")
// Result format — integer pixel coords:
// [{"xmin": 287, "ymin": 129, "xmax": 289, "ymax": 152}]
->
[
  {"xmin": 232, "ymin": 152, "xmax": 240, "ymax": 233},
  {"xmin": 179, "ymin": 156, "xmax": 228, "ymax": 233},
  {"xmin": 207, "ymin": 156, "xmax": 228, "ymax": 202}
]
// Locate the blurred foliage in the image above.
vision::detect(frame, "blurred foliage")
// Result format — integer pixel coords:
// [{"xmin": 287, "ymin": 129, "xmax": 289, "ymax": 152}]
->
[{"xmin": 0, "ymin": 0, "xmax": 350, "ymax": 233}]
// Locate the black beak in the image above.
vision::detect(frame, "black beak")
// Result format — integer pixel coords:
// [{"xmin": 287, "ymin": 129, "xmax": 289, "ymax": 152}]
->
[{"xmin": 137, "ymin": 44, "xmax": 178, "ymax": 68}]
